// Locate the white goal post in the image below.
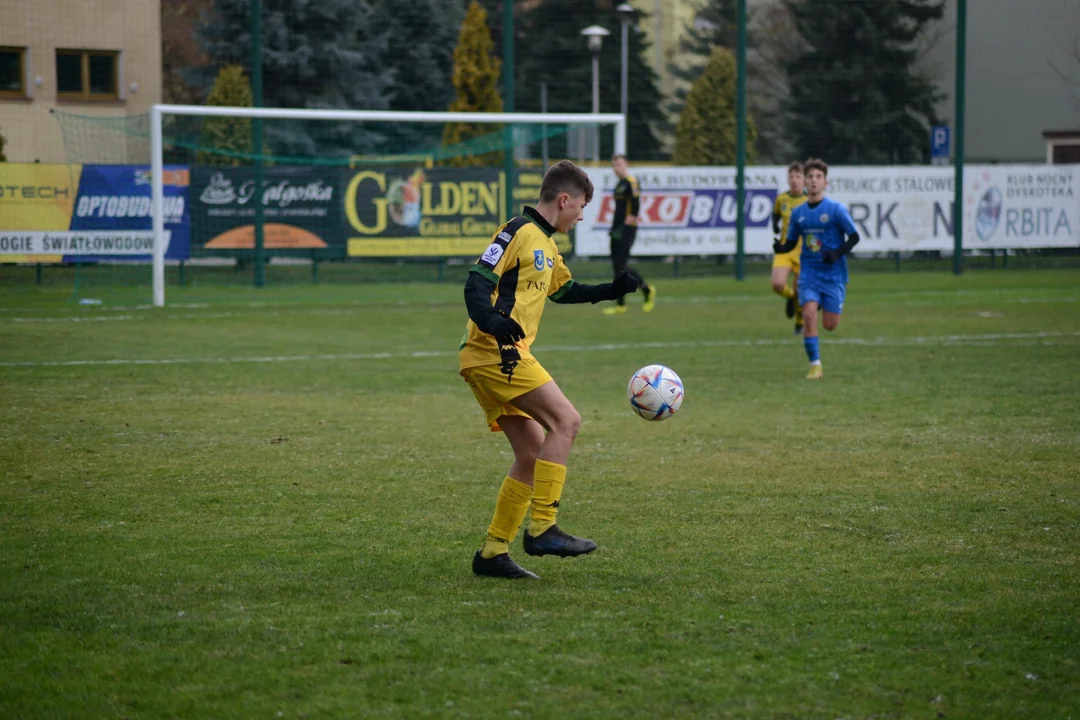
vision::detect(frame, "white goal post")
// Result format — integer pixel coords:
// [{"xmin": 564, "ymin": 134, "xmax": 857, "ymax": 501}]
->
[{"xmin": 150, "ymin": 104, "xmax": 628, "ymax": 307}]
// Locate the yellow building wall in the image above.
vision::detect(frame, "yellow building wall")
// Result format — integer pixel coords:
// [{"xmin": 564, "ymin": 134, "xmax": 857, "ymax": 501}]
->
[
  {"xmin": 628, "ymin": 0, "xmax": 699, "ymax": 103},
  {"xmin": 0, "ymin": 0, "xmax": 161, "ymax": 164}
]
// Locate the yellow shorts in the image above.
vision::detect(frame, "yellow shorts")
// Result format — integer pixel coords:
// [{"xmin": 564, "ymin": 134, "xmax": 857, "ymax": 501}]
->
[
  {"xmin": 461, "ymin": 358, "xmax": 553, "ymax": 432},
  {"xmin": 772, "ymin": 250, "xmax": 800, "ymax": 271}
]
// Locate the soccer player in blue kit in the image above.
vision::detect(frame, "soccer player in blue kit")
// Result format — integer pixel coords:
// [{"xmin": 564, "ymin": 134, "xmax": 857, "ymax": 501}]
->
[{"xmin": 773, "ymin": 158, "xmax": 860, "ymax": 380}]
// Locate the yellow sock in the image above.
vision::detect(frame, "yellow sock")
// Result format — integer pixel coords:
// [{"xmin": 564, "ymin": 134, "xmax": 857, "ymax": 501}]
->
[
  {"xmin": 528, "ymin": 460, "xmax": 567, "ymax": 537},
  {"xmin": 780, "ymin": 285, "xmax": 795, "ymax": 299},
  {"xmin": 795, "ymin": 305, "xmax": 804, "ymax": 323},
  {"xmin": 481, "ymin": 476, "xmax": 532, "ymax": 559}
]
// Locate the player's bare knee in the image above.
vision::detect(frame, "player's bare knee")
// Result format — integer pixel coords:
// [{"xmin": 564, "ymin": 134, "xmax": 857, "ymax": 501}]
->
[
  {"xmin": 555, "ymin": 409, "xmax": 582, "ymax": 439},
  {"xmin": 567, "ymin": 409, "xmax": 582, "ymax": 437},
  {"xmin": 823, "ymin": 318, "xmax": 839, "ymax": 331},
  {"xmin": 771, "ymin": 281, "xmax": 786, "ymax": 294}
]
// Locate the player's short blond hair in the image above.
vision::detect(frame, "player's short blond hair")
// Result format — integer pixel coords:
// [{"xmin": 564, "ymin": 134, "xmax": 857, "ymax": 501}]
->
[{"xmin": 540, "ymin": 160, "xmax": 594, "ymax": 203}]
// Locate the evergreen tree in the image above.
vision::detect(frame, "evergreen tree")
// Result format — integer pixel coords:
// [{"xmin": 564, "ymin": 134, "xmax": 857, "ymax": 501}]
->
[
  {"xmin": 515, "ymin": 0, "xmax": 665, "ymax": 161},
  {"xmin": 784, "ymin": 0, "xmax": 945, "ymax": 164},
  {"xmin": 663, "ymin": 0, "xmax": 796, "ymax": 162},
  {"xmin": 374, "ymin": 0, "xmax": 466, "ymax": 156},
  {"xmin": 745, "ymin": 0, "xmax": 802, "ymax": 163},
  {"xmin": 197, "ymin": 0, "xmax": 392, "ymax": 159},
  {"xmin": 197, "ymin": 65, "xmax": 254, "ymax": 166},
  {"xmin": 673, "ymin": 47, "xmax": 757, "ymax": 165},
  {"xmin": 476, "ymin": 0, "xmax": 511, "ymax": 63},
  {"xmin": 665, "ymin": 0, "xmax": 740, "ymax": 125},
  {"xmin": 442, "ymin": 1, "xmax": 504, "ymax": 167}
]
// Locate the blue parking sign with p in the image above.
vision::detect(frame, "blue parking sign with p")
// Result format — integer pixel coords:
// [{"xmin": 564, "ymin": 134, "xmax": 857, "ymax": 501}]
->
[{"xmin": 931, "ymin": 125, "xmax": 950, "ymax": 164}]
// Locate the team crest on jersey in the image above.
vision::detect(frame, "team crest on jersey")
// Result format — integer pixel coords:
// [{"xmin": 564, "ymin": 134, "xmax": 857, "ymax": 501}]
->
[
  {"xmin": 820, "ymin": 213, "xmax": 830, "ymax": 223},
  {"xmin": 534, "ymin": 250, "xmax": 546, "ymax": 271}
]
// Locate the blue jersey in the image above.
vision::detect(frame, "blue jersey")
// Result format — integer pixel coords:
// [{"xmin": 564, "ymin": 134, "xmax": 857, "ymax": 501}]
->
[{"xmin": 786, "ymin": 197, "xmax": 858, "ymax": 285}]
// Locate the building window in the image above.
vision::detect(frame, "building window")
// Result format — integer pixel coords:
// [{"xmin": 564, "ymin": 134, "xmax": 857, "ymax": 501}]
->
[
  {"xmin": 0, "ymin": 47, "xmax": 27, "ymax": 99},
  {"xmin": 1053, "ymin": 144, "xmax": 1080, "ymax": 164},
  {"xmin": 56, "ymin": 49, "xmax": 119, "ymax": 101}
]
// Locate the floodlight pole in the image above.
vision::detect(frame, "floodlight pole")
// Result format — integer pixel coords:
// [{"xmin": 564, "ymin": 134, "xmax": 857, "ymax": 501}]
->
[
  {"xmin": 618, "ymin": 4, "xmax": 633, "ymax": 124},
  {"xmin": 953, "ymin": 0, "xmax": 967, "ymax": 275},
  {"xmin": 592, "ymin": 54, "xmax": 600, "ymax": 164},
  {"xmin": 252, "ymin": 0, "xmax": 266, "ymax": 288},
  {"xmin": 734, "ymin": 0, "xmax": 747, "ymax": 281},
  {"xmin": 581, "ymin": 26, "xmax": 610, "ymax": 164},
  {"xmin": 540, "ymin": 82, "xmax": 550, "ymax": 169},
  {"xmin": 503, "ymin": 0, "xmax": 515, "ymax": 221}
]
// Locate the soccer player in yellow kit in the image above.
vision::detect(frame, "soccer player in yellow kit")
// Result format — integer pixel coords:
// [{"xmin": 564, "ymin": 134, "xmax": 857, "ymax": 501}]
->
[
  {"xmin": 772, "ymin": 162, "xmax": 808, "ymax": 333},
  {"xmin": 460, "ymin": 160, "xmax": 640, "ymax": 580}
]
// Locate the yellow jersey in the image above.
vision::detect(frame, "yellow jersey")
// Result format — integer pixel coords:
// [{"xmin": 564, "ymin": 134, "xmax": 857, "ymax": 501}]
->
[
  {"xmin": 773, "ymin": 191, "xmax": 808, "ymax": 254},
  {"xmin": 459, "ymin": 206, "xmax": 573, "ymax": 371}
]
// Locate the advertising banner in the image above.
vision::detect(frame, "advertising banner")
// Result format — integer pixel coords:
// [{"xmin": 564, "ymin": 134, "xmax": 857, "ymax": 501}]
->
[
  {"xmin": 820, "ymin": 166, "xmax": 955, "ymax": 252},
  {"xmin": 576, "ymin": 164, "xmax": 1080, "ymax": 256},
  {"xmin": 70, "ymin": 165, "xmax": 188, "ymax": 261},
  {"xmin": 577, "ymin": 166, "xmax": 782, "ymax": 256},
  {"xmin": 344, "ymin": 166, "xmax": 505, "ymax": 257},
  {"xmin": 190, "ymin": 166, "xmax": 342, "ymax": 250},
  {"xmin": 962, "ymin": 165, "xmax": 1079, "ymax": 249},
  {"xmin": 0, "ymin": 164, "xmax": 77, "ymax": 230},
  {"xmin": 0, "ymin": 164, "xmax": 189, "ymax": 263}
]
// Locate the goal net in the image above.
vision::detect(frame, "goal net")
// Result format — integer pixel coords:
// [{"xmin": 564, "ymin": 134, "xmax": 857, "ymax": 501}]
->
[{"xmin": 19, "ymin": 106, "xmax": 625, "ymax": 307}]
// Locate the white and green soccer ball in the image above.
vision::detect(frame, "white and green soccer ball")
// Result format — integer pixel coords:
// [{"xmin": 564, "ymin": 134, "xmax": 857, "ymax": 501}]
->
[{"xmin": 627, "ymin": 364, "xmax": 684, "ymax": 421}]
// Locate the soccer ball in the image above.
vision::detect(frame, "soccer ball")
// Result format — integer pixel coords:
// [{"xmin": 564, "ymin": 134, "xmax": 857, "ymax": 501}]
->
[{"xmin": 627, "ymin": 365, "xmax": 684, "ymax": 421}]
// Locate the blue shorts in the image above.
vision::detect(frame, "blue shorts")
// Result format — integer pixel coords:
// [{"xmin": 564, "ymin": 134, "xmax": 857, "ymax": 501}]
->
[{"xmin": 799, "ymin": 278, "xmax": 845, "ymax": 314}]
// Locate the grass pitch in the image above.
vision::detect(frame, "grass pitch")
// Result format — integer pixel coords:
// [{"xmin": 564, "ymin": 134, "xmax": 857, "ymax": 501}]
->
[{"xmin": 1, "ymin": 269, "xmax": 1078, "ymax": 718}]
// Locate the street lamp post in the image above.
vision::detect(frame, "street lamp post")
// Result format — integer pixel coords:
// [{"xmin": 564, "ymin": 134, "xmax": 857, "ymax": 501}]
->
[
  {"xmin": 580, "ymin": 25, "xmax": 610, "ymax": 164},
  {"xmin": 616, "ymin": 3, "xmax": 635, "ymax": 132}
]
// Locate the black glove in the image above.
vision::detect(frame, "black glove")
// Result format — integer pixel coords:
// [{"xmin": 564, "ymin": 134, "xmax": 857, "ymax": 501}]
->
[
  {"xmin": 773, "ymin": 237, "xmax": 785, "ymax": 254},
  {"xmin": 489, "ymin": 314, "xmax": 525, "ymax": 346},
  {"xmin": 821, "ymin": 249, "xmax": 841, "ymax": 264},
  {"xmin": 498, "ymin": 344, "xmax": 521, "ymax": 382},
  {"xmin": 612, "ymin": 270, "xmax": 640, "ymax": 298}
]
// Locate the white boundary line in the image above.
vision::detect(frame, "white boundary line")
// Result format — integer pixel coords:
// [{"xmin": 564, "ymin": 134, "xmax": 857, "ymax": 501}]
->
[
  {"xmin": 4, "ymin": 294, "xmax": 1077, "ymax": 323},
  {"xmin": 2, "ymin": 332, "xmax": 1077, "ymax": 368},
  {"xmin": 1, "ymin": 286, "xmax": 1076, "ymax": 315}
]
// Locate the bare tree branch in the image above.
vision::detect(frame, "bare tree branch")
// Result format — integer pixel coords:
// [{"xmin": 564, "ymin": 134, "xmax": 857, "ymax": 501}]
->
[{"xmin": 1047, "ymin": 35, "xmax": 1080, "ymax": 109}]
